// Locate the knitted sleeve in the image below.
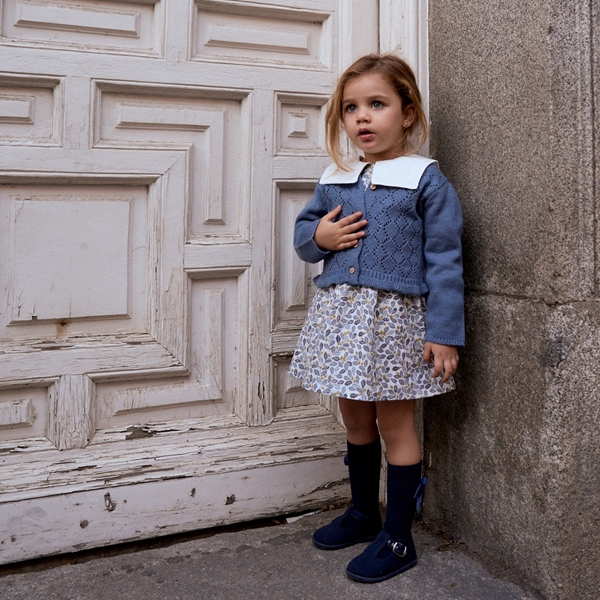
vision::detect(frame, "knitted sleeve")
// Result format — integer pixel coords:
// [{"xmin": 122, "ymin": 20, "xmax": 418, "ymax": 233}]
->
[
  {"xmin": 420, "ymin": 165, "xmax": 465, "ymax": 346},
  {"xmin": 294, "ymin": 184, "xmax": 332, "ymax": 263}
]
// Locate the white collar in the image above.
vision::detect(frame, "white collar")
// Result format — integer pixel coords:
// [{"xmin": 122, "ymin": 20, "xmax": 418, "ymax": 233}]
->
[{"xmin": 319, "ymin": 155, "xmax": 437, "ymax": 190}]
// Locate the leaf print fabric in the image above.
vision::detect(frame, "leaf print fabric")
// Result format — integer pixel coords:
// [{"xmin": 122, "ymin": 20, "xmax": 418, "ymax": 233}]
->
[{"xmin": 289, "ymin": 284, "xmax": 454, "ymax": 401}]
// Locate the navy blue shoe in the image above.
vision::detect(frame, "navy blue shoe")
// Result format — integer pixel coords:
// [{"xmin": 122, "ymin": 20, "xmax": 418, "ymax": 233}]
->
[
  {"xmin": 312, "ymin": 506, "xmax": 382, "ymax": 550},
  {"xmin": 346, "ymin": 529, "xmax": 417, "ymax": 583}
]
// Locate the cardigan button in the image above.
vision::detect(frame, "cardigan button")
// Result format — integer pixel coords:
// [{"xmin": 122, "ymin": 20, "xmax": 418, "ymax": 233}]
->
[
  {"xmin": 349, "ymin": 267, "xmax": 355, "ymax": 274},
  {"xmin": 370, "ymin": 183, "xmax": 376, "ymax": 190}
]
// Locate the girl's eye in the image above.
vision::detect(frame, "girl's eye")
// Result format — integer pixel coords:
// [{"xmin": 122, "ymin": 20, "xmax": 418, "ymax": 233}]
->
[
  {"xmin": 345, "ymin": 104, "xmax": 357, "ymax": 113},
  {"xmin": 372, "ymin": 101, "xmax": 383, "ymax": 108}
]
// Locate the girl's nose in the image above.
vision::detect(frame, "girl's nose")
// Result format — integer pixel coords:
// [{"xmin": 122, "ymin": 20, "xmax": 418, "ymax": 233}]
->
[{"xmin": 356, "ymin": 106, "xmax": 369, "ymax": 121}]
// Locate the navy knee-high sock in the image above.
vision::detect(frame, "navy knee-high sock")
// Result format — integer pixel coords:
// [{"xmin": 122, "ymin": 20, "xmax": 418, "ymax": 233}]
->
[
  {"xmin": 347, "ymin": 438, "xmax": 382, "ymax": 520},
  {"xmin": 384, "ymin": 461, "xmax": 422, "ymax": 540}
]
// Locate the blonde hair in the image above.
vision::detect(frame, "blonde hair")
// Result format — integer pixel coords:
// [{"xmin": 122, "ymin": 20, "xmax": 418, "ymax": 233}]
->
[{"xmin": 325, "ymin": 54, "xmax": 428, "ymax": 170}]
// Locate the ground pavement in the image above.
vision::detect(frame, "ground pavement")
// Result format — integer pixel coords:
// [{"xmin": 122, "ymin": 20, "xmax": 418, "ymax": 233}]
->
[{"xmin": 0, "ymin": 507, "xmax": 533, "ymax": 600}]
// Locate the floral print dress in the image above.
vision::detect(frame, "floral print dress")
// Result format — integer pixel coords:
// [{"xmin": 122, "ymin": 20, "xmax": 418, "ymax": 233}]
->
[{"xmin": 288, "ymin": 165, "xmax": 455, "ymax": 401}]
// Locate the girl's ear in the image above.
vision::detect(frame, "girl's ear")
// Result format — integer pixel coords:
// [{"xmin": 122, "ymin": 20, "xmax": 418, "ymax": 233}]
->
[{"xmin": 403, "ymin": 105, "xmax": 416, "ymax": 127}]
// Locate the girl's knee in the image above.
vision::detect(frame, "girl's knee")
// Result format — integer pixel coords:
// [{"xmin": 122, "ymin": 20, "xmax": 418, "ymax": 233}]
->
[
  {"xmin": 376, "ymin": 402, "xmax": 416, "ymax": 441},
  {"xmin": 339, "ymin": 398, "xmax": 378, "ymax": 438}
]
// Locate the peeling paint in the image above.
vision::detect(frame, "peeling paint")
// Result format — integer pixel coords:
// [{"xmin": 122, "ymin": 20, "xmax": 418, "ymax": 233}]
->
[
  {"xmin": 0, "ymin": 408, "xmax": 347, "ymax": 521},
  {"xmin": 225, "ymin": 494, "xmax": 236, "ymax": 505},
  {"xmin": 125, "ymin": 425, "xmax": 156, "ymax": 440}
]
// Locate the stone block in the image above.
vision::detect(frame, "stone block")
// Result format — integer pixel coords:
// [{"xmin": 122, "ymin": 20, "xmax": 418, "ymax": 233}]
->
[
  {"xmin": 429, "ymin": 0, "xmax": 594, "ymax": 303},
  {"xmin": 424, "ymin": 297, "xmax": 600, "ymax": 599}
]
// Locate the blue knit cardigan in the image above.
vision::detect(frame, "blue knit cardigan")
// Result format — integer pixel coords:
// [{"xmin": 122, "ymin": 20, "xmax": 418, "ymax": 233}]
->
[{"xmin": 294, "ymin": 155, "xmax": 465, "ymax": 347}]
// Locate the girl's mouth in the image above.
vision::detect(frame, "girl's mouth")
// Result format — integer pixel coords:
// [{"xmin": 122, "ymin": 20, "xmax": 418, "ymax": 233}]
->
[{"xmin": 358, "ymin": 129, "xmax": 374, "ymax": 140}]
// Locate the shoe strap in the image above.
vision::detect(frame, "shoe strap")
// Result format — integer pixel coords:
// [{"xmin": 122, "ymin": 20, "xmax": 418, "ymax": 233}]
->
[{"xmin": 386, "ymin": 539, "xmax": 408, "ymax": 558}]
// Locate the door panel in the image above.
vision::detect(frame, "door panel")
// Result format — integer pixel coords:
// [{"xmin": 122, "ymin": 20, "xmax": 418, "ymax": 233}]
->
[{"xmin": 0, "ymin": 0, "xmax": 379, "ymax": 564}]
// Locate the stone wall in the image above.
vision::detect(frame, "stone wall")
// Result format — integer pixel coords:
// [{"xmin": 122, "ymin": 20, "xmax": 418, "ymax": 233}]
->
[{"xmin": 426, "ymin": 2, "xmax": 599, "ymax": 598}]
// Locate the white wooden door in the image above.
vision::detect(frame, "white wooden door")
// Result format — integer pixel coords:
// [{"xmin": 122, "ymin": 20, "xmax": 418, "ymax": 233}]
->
[{"xmin": 0, "ymin": 0, "xmax": 380, "ymax": 563}]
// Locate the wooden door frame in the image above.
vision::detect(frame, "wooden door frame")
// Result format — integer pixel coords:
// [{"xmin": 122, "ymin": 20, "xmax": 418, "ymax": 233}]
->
[{"xmin": 380, "ymin": 0, "xmax": 429, "ymax": 123}]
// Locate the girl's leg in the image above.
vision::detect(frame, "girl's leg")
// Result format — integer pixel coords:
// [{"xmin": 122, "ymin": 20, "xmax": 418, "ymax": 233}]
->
[
  {"xmin": 338, "ymin": 397, "xmax": 378, "ymax": 445},
  {"xmin": 375, "ymin": 400, "xmax": 421, "ymax": 466},
  {"xmin": 339, "ymin": 398, "xmax": 381, "ymax": 521},
  {"xmin": 377, "ymin": 400, "xmax": 422, "ymax": 546},
  {"xmin": 346, "ymin": 400, "xmax": 422, "ymax": 583},
  {"xmin": 312, "ymin": 398, "xmax": 382, "ymax": 550}
]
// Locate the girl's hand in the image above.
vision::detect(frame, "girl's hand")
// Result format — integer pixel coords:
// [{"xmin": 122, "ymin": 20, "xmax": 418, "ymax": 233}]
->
[
  {"xmin": 314, "ymin": 205, "xmax": 367, "ymax": 251},
  {"xmin": 424, "ymin": 342, "xmax": 458, "ymax": 383}
]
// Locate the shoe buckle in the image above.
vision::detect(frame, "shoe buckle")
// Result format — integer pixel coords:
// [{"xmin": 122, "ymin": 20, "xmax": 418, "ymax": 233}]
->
[{"xmin": 388, "ymin": 540, "xmax": 407, "ymax": 558}]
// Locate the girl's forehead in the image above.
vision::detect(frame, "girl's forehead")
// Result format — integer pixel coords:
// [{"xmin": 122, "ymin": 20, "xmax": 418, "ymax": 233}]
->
[{"xmin": 343, "ymin": 72, "xmax": 395, "ymax": 97}]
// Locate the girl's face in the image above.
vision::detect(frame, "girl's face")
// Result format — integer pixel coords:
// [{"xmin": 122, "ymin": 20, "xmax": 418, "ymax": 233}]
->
[{"xmin": 341, "ymin": 72, "xmax": 414, "ymax": 163}]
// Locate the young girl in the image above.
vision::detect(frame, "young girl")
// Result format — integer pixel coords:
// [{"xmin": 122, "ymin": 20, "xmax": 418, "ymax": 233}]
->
[{"xmin": 289, "ymin": 54, "xmax": 464, "ymax": 583}]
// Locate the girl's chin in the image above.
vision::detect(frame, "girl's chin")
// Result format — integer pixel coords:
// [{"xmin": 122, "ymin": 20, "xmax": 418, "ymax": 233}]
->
[{"xmin": 363, "ymin": 152, "xmax": 400, "ymax": 162}]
